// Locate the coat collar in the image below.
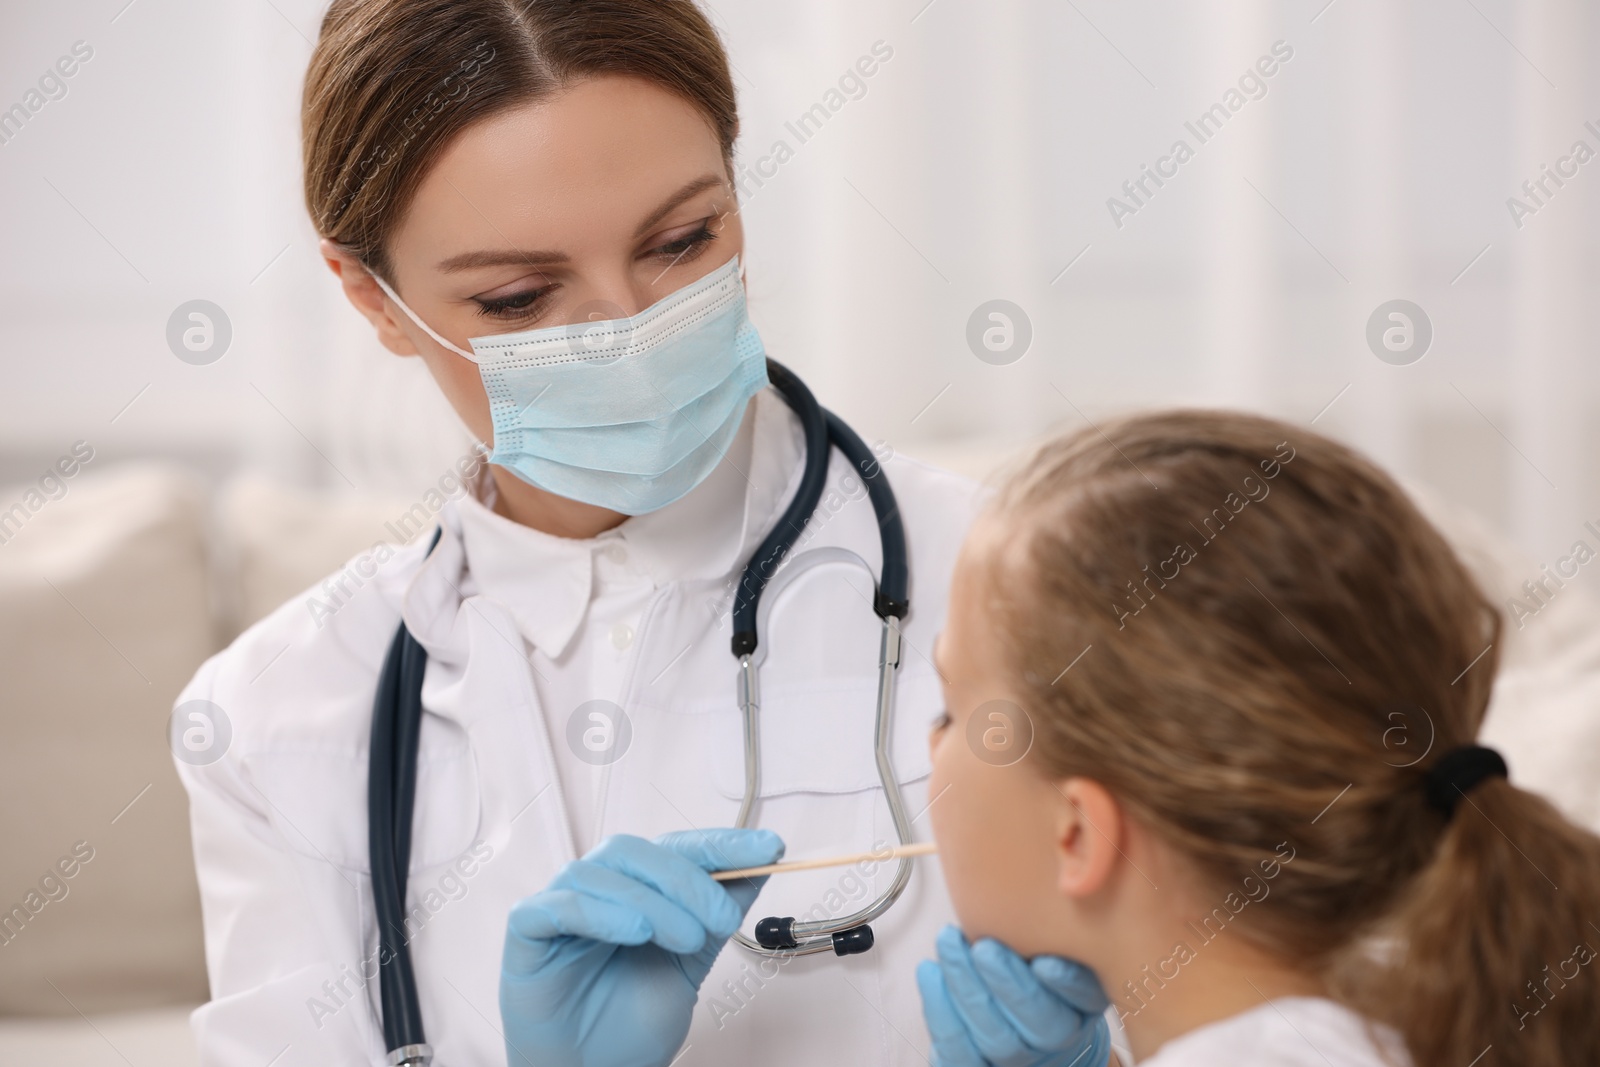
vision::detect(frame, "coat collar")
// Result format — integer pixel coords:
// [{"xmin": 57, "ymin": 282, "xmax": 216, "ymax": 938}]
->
[{"xmin": 397, "ymin": 388, "xmax": 805, "ymax": 665}]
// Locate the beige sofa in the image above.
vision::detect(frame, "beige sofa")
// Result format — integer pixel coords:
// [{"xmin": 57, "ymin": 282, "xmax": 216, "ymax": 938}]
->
[
  {"xmin": 1, "ymin": 459, "xmax": 1596, "ymax": 1064},
  {"xmin": 0, "ymin": 464, "xmax": 419, "ymax": 1064}
]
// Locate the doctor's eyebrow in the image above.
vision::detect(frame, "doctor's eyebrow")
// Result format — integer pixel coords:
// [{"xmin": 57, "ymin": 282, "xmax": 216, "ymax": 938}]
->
[
  {"xmin": 630, "ymin": 173, "xmax": 726, "ymax": 238},
  {"xmin": 432, "ymin": 174, "xmax": 729, "ymax": 274},
  {"xmin": 436, "ymin": 247, "xmax": 567, "ymax": 273}
]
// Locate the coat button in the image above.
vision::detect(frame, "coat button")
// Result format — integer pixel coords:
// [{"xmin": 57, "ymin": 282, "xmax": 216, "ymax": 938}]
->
[{"xmin": 610, "ymin": 622, "xmax": 634, "ymax": 650}]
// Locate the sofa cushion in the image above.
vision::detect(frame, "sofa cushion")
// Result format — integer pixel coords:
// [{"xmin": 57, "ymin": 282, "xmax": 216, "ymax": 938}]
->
[
  {"xmin": 0, "ymin": 1005, "xmax": 197, "ymax": 1065},
  {"xmin": 217, "ymin": 473, "xmax": 420, "ymax": 635},
  {"xmin": 0, "ymin": 464, "xmax": 213, "ymax": 1015}
]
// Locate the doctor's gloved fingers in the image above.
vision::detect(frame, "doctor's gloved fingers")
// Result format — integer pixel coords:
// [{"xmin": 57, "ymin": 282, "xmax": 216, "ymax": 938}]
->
[
  {"xmin": 654, "ymin": 827, "xmax": 785, "ymax": 876},
  {"xmin": 557, "ymin": 861, "xmax": 725, "ymax": 952},
  {"xmin": 676, "ymin": 872, "xmax": 773, "ymax": 992},
  {"xmin": 651, "ymin": 827, "xmax": 784, "ymax": 927},
  {"xmin": 969, "ymin": 939, "xmax": 1101, "ymax": 1051},
  {"xmin": 502, "ymin": 890, "xmax": 637, "ymax": 975},
  {"xmin": 1029, "ymin": 956, "xmax": 1111, "ymax": 1017},
  {"xmin": 579, "ymin": 834, "xmax": 752, "ymax": 939},
  {"xmin": 710, "ymin": 871, "xmax": 770, "ymax": 920},
  {"xmin": 503, "ymin": 872, "xmax": 705, "ymax": 967},
  {"xmin": 918, "ymin": 960, "xmax": 990, "ymax": 1067},
  {"xmin": 932, "ymin": 926, "xmax": 1042, "ymax": 1065}
]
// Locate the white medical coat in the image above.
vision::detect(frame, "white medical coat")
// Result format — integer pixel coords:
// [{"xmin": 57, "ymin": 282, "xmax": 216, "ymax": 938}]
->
[{"xmin": 173, "ymin": 388, "xmax": 981, "ymax": 1065}]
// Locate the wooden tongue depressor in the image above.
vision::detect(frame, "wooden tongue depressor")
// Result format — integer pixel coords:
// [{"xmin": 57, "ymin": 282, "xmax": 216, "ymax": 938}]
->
[{"xmin": 711, "ymin": 840, "xmax": 937, "ymax": 882}]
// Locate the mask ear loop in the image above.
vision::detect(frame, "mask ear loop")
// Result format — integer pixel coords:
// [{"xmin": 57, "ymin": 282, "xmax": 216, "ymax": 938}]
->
[
  {"xmin": 327, "ymin": 241, "xmax": 481, "ymax": 363},
  {"xmin": 324, "ymin": 241, "xmax": 495, "ymax": 468},
  {"xmin": 367, "ymin": 271, "xmax": 482, "ymax": 363}
]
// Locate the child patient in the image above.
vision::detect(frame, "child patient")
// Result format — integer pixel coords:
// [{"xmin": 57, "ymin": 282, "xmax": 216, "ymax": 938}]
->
[{"xmin": 917, "ymin": 410, "xmax": 1600, "ymax": 1067}]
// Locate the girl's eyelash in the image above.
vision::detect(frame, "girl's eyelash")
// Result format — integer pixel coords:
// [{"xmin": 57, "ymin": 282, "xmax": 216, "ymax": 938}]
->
[
  {"xmin": 471, "ymin": 222, "xmax": 720, "ymax": 322},
  {"xmin": 932, "ymin": 711, "xmax": 952, "ymax": 732}
]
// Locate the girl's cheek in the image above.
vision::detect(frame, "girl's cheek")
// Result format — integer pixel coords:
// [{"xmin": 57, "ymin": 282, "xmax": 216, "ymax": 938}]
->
[
  {"xmin": 927, "ymin": 735, "xmax": 981, "ymax": 870},
  {"xmin": 926, "ymin": 743, "xmax": 958, "ymax": 848}
]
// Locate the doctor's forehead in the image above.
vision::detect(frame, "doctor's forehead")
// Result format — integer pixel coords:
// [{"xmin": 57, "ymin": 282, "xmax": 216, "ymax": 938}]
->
[{"xmin": 398, "ymin": 77, "xmax": 730, "ymax": 264}]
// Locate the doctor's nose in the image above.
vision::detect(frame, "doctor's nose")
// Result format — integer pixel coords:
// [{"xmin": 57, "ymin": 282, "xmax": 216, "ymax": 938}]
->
[{"xmin": 566, "ymin": 295, "xmax": 637, "ymax": 328}]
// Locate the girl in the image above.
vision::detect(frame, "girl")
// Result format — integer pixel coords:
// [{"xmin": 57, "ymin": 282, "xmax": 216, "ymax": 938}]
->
[{"xmin": 920, "ymin": 410, "xmax": 1600, "ymax": 1066}]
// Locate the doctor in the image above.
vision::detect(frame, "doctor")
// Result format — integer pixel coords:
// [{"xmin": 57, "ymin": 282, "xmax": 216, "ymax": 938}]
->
[{"xmin": 173, "ymin": 1, "xmax": 1109, "ymax": 1065}]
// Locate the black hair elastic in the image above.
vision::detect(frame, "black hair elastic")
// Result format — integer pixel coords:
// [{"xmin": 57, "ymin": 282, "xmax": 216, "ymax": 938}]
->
[{"xmin": 1423, "ymin": 744, "xmax": 1508, "ymax": 818}]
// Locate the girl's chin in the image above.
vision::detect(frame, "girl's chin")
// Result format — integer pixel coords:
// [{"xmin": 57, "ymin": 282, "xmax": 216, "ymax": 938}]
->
[{"xmin": 947, "ymin": 904, "xmax": 1024, "ymax": 948}]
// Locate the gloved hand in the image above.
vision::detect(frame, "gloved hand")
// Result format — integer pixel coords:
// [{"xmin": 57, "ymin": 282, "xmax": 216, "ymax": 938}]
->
[
  {"xmin": 917, "ymin": 925, "xmax": 1112, "ymax": 1067},
  {"xmin": 499, "ymin": 827, "xmax": 783, "ymax": 1067}
]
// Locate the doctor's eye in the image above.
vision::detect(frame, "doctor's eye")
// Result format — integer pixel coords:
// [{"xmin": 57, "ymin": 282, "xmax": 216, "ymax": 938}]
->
[
  {"xmin": 647, "ymin": 219, "xmax": 718, "ymax": 265},
  {"xmin": 473, "ymin": 286, "xmax": 553, "ymax": 323}
]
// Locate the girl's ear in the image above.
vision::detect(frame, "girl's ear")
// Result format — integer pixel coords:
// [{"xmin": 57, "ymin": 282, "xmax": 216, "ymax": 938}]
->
[
  {"xmin": 1051, "ymin": 776, "xmax": 1124, "ymax": 899},
  {"xmin": 318, "ymin": 237, "xmax": 420, "ymax": 358}
]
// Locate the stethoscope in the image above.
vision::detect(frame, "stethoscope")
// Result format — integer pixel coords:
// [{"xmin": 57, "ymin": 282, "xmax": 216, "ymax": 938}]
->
[{"xmin": 368, "ymin": 359, "xmax": 915, "ymax": 1066}]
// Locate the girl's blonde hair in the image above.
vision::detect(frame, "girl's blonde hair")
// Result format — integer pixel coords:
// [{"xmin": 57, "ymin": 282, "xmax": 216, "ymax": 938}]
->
[{"xmin": 984, "ymin": 408, "xmax": 1600, "ymax": 1067}]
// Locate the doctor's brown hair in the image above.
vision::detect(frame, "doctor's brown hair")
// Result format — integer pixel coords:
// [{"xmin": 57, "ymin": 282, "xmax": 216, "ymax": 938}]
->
[
  {"xmin": 301, "ymin": 0, "xmax": 738, "ymax": 282},
  {"xmin": 980, "ymin": 410, "xmax": 1600, "ymax": 1067}
]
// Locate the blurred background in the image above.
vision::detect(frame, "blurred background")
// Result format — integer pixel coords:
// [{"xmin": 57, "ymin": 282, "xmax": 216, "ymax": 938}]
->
[
  {"xmin": 2, "ymin": 0, "xmax": 1598, "ymax": 1062},
  {"xmin": 5, "ymin": 0, "xmax": 1600, "ymax": 545}
]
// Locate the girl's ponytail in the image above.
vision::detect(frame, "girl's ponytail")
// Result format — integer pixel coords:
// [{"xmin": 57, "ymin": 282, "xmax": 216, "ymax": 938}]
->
[{"xmin": 1352, "ymin": 775, "xmax": 1600, "ymax": 1067}]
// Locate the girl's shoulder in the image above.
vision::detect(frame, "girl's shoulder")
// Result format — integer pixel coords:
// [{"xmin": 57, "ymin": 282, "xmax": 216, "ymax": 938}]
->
[{"xmin": 1140, "ymin": 997, "xmax": 1409, "ymax": 1067}]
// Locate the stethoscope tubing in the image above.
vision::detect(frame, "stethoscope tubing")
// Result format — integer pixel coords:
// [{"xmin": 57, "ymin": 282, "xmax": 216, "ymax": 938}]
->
[
  {"xmin": 729, "ymin": 360, "xmax": 832, "ymax": 658},
  {"xmin": 367, "ymin": 360, "xmax": 910, "ymax": 1060},
  {"xmin": 727, "ymin": 364, "xmax": 917, "ymax": 958},
  {"xmin": 369, "ymin": 563, "xmax": 437, "ymax": 1062}
]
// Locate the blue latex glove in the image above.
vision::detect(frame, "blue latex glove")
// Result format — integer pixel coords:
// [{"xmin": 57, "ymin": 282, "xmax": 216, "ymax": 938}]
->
[
  {"xmin": 917, "ymin": 925, "xmax": 1112, "ymax": 1067},
  {"xmin": 499, "ymin": 828, "xmax": 783, "ymax": 1067}
]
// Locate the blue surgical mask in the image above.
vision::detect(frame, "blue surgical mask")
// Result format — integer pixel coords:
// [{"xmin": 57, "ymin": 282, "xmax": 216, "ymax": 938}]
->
[{"xmin": 372, "ymin": 254, "xmax": 768, "ymax": 515}]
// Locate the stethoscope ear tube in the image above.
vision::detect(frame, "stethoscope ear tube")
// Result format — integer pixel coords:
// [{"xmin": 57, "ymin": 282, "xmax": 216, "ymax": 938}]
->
[
  {"xmin": 729, "ymin": 373, "xmax": 918, "ymax": 960},
  {"xmin": 820, "ymin": 409, "xmax": 907, "ymax": 618},
  {"xmin": 731, "ymin": 359, "xmax": 830, "ymax": 658},
  {"xmin": 369, "ymin": 530, "xmax": 442, "ymax": 1063}
]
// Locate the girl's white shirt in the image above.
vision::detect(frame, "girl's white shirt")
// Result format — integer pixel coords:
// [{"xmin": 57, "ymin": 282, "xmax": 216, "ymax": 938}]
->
[
  {"xmin": 1137, "ymin": 997, "xmax": 1410, "ymax": 1067},
  {"xmin": 172, "ymin": 387, "xmax": 983, "ymax": 1066}
]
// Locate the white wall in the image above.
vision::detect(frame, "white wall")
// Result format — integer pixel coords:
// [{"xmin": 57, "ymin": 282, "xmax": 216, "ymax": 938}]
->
[{"xmin": 1, "ymin": 0, "xmax": 1596, "ymax": 561}]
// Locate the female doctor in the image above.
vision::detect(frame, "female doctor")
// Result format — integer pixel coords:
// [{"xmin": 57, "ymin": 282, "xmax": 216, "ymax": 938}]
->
[{"xmin": 174, "ymin": 2, "xmax": 1110, "ymax": 1065}]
